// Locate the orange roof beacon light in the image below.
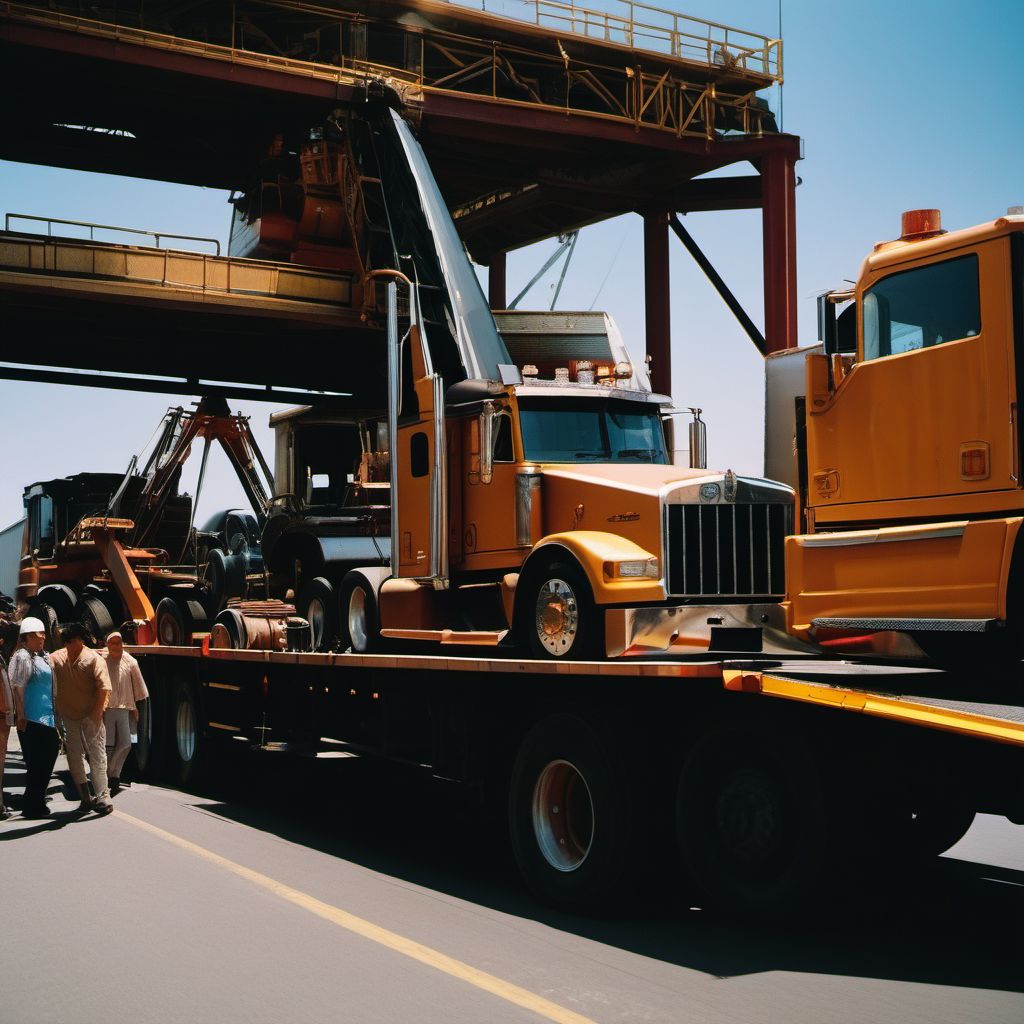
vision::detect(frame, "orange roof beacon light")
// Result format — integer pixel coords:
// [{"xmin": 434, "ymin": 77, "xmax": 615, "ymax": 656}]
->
[{"xmin": 900, "ymin": 209, "xmax": 944, "ymax": 241}]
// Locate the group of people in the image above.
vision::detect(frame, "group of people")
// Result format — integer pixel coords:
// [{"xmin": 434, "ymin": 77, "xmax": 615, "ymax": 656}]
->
[{"xmin": 0, "ymin": 617, "xmax": 149, "ymax": 820}]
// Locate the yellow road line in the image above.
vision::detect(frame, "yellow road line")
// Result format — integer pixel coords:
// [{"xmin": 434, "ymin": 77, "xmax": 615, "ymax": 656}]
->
[{"xmin": 116, "ymin": 811, "xmax": 597, "ymax": 1024}]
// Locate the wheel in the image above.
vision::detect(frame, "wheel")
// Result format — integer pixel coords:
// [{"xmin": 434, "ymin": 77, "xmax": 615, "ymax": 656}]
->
[
  {"xmin": 208, "ymin": 548, "xmax": 246, "ymax": 611},
  {"xmin": 29, "ymin": 601, "xmax": 61, "ymax": 651},
  {"xmin": 155, "ymin": 597, "xmax": 188, "ymax": 647},
  {"xmin": 297, "ymin": 576, "xmax": 339, "ymax": 651},
  {"xmin": 508, "ymin": 715, "xmax": 635, "ymax": 910},
  {"xmin": 339, "ymin": 573, "xmax": 380, "ymax": 653},
  {"xmin": 133, "ymin": 688, "xmax": 168, "ymax": 781},
  {"xmin": 77, "ymin": 594, "xmax": 115, "ymax": 644},
  {"xmin": 211, "ymin": 608, "xmax": 247, "ymax": 649},
  {"xmin": 522, "ymin": 559, "xmax": 603, "ymax": 659},
  {"xmin": 173, "ymin": 679, "xmax": 207, "ymax": 788},
  {"xmin": 36, "ymin": 584, "xmax": 77, "ymax": 624},
  {"xmin": 675, "ymin": 724, "xmax": 829, "ymax": 916}
]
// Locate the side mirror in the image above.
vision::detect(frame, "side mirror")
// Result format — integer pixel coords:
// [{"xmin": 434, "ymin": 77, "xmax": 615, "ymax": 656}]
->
[{"xmin": 818, "ymin": 291, "xmax": 857, "ymax": 356}]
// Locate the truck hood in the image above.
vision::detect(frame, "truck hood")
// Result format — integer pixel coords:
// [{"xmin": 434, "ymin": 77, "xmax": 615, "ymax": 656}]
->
[{"xmin": 539, "ymin": 464, "xmax": 792, "ymax": 504}]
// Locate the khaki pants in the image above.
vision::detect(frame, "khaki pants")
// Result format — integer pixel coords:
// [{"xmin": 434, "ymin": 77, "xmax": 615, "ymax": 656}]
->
[
  {"xmin": 63, "ymin": 716, "xmax": 109, "ymax": 802},
  {"xmin": 104, "ymin": 708, "xmax": 133, "ymax": 778}
]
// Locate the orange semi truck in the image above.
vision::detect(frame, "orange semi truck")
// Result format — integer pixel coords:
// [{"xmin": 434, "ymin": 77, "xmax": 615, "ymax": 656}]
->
[{"xmin": 776, "ymin": 209, "xmax": 1024, "ymax": 663}]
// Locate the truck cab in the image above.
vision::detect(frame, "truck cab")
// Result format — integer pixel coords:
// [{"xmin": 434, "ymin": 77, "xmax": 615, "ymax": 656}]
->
[
  {"xmin": 338, "ymin": 306, "xmax": 797, "ymax": 660},
  {"xmin": 783, "ymin": 209, "xmax": 1024, "ymax": 659}
]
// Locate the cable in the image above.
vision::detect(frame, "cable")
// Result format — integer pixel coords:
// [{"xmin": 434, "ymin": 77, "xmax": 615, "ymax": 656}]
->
[{"xmin": 588, "ymin": 219, "xmax": 632, "ymax": 310}]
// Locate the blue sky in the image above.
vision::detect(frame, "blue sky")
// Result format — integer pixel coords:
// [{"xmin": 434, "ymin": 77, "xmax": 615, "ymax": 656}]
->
[{"xmin": 1, "ymin": 0, "xmax": 1022, "ymax": 528}]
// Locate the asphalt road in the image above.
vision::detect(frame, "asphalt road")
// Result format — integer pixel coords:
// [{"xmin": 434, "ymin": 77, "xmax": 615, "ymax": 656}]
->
[{"xmin": 1, "ymin": 736, "xmax": 1021, "ymax": 1024}]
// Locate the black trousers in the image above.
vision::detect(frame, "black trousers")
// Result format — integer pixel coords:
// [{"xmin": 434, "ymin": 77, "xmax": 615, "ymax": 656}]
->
[{"xmin": 17, "ymin": 721, "xmax": 59, "ymax": 811}]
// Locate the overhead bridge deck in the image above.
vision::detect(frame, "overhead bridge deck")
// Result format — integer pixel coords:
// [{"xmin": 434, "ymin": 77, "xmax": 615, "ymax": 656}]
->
[{"xmin": 0, "ymin": 229, "xmax": 382, "ymax": 405}]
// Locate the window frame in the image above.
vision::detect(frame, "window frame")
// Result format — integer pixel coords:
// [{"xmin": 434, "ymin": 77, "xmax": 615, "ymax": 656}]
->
[{"xmin": 861, "ymin": 252, "xmax": 981, "ymax": 362}]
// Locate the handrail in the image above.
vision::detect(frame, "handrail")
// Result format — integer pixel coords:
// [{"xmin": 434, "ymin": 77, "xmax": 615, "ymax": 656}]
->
[
  {"xmin": 451, "ymin": 0, "xmax": 781, "ymax": 79},
  {"xmin": 4, "ymin": 213, "xmax": 221, "ymax": 255}
]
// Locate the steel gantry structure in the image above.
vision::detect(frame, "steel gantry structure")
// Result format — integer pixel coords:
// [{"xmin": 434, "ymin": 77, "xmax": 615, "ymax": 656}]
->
[{"xmin": 0, "ymin": 0, "xmax": 800, "ymax": 399}]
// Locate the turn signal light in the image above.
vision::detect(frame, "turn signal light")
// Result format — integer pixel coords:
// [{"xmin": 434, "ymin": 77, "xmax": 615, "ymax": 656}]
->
[
  {"xmin": 960, "ymin": 443, "xmax": 990, "ymax": 480},
  {"xmin": 604, "ymin": 557, "xmax": 659, "ymax": 580}
]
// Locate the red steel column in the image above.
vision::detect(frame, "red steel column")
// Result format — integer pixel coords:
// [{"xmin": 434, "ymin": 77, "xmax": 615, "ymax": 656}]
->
[
  {"xmin": 760, "ymin": 150, "xmax": 798, "ymax": 353},
  {"xmin": 488, "ymin": 253, "xmax": 507, "ymax": 310},
  {"xmin": 643, "ymin": 211, "xmax": 672, "ymax": 396}
]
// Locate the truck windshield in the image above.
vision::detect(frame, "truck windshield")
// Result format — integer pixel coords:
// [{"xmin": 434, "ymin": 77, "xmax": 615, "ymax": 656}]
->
[{"xmin": 518, "ymin": 397, "xmax": 668, "ymax": 463}]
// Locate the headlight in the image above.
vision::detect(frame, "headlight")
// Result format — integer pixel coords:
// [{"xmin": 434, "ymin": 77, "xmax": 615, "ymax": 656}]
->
[{"xmin": 603, "ymin": 557, "xmax": 659, "ymax": 580}]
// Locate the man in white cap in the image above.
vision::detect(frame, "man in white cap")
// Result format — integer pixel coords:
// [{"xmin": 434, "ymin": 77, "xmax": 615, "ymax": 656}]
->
[
  {"xmin": 51, "ymin": 622, "xmax": 113, "ymax": 816},
  {"xmin": 101, "ymin": 632, "xmax": 148, "ymax": 794}
]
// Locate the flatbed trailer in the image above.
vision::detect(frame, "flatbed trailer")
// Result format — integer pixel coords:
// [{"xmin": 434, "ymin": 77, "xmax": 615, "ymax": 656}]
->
[{"xmin": 127, "ymin": 642, "xmax": 1024, "ymax": 914}]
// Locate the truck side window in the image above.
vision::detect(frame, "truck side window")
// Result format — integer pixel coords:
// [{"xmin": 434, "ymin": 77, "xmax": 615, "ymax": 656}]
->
[
  {"xmin": 863, "ymin": 254, "xmax": 980, "ymax": 361},
  {"xmin": 493, "ymin": 411, "xmax": 513, "ymax": 463}
]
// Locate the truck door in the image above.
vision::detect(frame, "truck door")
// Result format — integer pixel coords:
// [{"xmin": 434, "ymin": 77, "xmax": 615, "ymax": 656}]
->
[
  {"xmin": 393, "ymin": 322, "xmax": 446, "ymax": 579},
  {"xmin": 806, "ymin": 240, "xmax": 1015, "ymax": 517}
]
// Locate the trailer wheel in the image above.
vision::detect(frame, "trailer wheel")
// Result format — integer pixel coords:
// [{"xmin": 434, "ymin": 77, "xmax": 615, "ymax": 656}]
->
[
  {"xmin": 339, "ymin": 574, "xmax": 380, "ymax": 653},
  {"xmin": 297, "ymin": 577, "xmax": 339, "ymax": 651},
  {"xmin": 675, "ymin": 724, "xmax": 828, "ymax": 916},
  {"xmin": 37, "ymin": 584, "xmax": 77, "ymax": 624},
  {"xmin": 523, "ymin": 559, "xmax": 603, "ymax": 660},
  {"xmin": 173, "ymin": 680, "xmax": 207, "ymax": 788},
  {"xmin": 78, "ymin": 594, "xmax": 115, "ymax": 644},
  {"xmin": 133, "ymin": 690, "xmax": 168, "ymax": 781},
  {"xmin": 208, "ymin": 548, "xmax": 246, "ymax": 612},
  {"xmin": 156, "ymin": 598, "xmax": 188, "ymax": 647},
  {"xmin": 508, "ymin": 715, "xmax": 632, "ymax": 910}
]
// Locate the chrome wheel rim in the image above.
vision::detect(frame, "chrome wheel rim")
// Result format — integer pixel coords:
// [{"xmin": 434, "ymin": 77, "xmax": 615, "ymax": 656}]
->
[
  {"xmin": 532, "ymin": 759, "xmax": 594, "ymax": 872},
  {"xmin": 176, "ymin": 698, "xmax": 196, "ymax": 763},
  {"xmin": 535, "ymin": 578, "xmax": 578, "ymax": 656},
  {"xmin": 307, "ymin": 597, "xmax": 325, "ymax": 648},
  {"xmin": 348, "ymin": 587, "xmax": 368, "ymax": 652}
]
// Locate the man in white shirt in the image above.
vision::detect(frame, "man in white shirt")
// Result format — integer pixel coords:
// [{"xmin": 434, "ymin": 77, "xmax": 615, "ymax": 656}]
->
[{"xmin": 100, "ymin": 632, "xmax": 149, "ymax": 795}]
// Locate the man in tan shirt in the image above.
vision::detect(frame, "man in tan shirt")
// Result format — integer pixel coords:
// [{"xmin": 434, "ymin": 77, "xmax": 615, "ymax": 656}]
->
[
  {"xmin": 51, "ymin": 622, "xmax": 113, "ymax": 816},
  {"xmin": 101, "ymin": 632, "xmax": 149, "ymax": 794}
]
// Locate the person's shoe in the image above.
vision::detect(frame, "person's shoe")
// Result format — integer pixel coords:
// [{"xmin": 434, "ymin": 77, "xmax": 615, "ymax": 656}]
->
[
  {"xmin": 21, "ymin": 804, "xmax": 51, "ymax": 820},
  {"xmin": 74, "ymin": 784, "xmax": 94, "ymax": 815},
  {"xmin": 0, "ymin": 805, "xmax": 11, "ymax": 821},
  {"xmin": 109, "ymin": 778, "xmax": 121, "ymax": 796},
  {"xmin": 94, "ymin": 797, "xmax": 114, "ymax": 817}
]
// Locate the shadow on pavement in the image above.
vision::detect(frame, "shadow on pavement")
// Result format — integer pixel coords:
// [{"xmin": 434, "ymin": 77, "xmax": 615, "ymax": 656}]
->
[{"xmin": 169, "ymin": 750, "xmax": 1023, "ymax": 995}]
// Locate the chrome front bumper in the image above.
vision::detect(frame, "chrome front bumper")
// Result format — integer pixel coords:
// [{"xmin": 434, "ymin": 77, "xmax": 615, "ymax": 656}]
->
[{"xmin": 604, "ymin": 603, "xmax": 818, "ymax": 658}]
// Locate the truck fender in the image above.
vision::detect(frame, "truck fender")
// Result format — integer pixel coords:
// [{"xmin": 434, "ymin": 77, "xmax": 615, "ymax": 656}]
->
[{"xmin": 520, "ymin": 532, "xmax": 665, "ymax": 607}]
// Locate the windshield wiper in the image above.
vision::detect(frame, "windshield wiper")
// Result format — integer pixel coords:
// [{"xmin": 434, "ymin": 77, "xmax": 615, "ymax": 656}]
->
[
  {"xmin": 573, "ymin": 451, "xmax": 607, "ymax": 460},
  {"xmin": 617, "ymin": 448, "xmax": 659, "ymax": 460}
]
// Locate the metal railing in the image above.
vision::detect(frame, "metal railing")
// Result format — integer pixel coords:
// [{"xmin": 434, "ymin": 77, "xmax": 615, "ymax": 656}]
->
[
  {"xmin": 451, "ymin": 0, "xmax": 781, "ymax": 79},
  {"xmin": 4, "ymin": 213, "xmax": 221, "ymax": 255}
]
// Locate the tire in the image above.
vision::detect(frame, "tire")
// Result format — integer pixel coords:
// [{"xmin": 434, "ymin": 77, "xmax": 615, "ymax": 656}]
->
[
  {"xmin": 173, "ymin": 679, "xmax": 207, "ymax": 788},
  {"xmin": 29, "ymin": 601, "xmax": 61, "ymax": 651},
  {"xmin": 211, "ymin": 608, "xmax": 247, "ymax": 649},
  {"xmin": 508, "ymin": 715, "xmax": 635, "ymax": 910},
  {"xmin": 155, "ymin": 597, "xmax": 188, "ymax": 647},
  {"xmin": 37, "ymin": 584, "xmax": 77, "ymax": 624},
  {"xmin": 522, "ymin": 559, "xmax": 603, "ymax": 660},
  {"xmin": 134, "ymin": 688, "xmax": 168, "ymax": 781},
  {"xmin": 675, "ymin": 724, "xmax": 829, "ymax": 916},
  {"xmin": 338, "ymin": 573, "xmax": 380, "ymax": 653},
  {"xmin": 208, "ymin": 548, "xmax": 246, "ymax": 612},
  {"xmin": 77, "ymin": 594, "xmax": 115, "ymax": 644},
  {"xmin": 297, "ymin": 576, "xmax": 339, "ymax": 651}
]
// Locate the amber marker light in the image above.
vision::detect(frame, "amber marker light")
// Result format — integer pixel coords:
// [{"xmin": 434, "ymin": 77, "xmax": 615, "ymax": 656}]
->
[
  {"xmin": 960, "ymin": 443, "xmax": 990, "ymax": 480},
  {"xmin": 900, "ymin": 209, "xmax": 944, "ymax": 240}
]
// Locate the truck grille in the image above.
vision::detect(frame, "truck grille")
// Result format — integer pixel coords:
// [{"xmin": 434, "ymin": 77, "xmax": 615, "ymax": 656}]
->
[{"xmin": 665, "ymin": 503, "xmax": 791, "ymax": 598}]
